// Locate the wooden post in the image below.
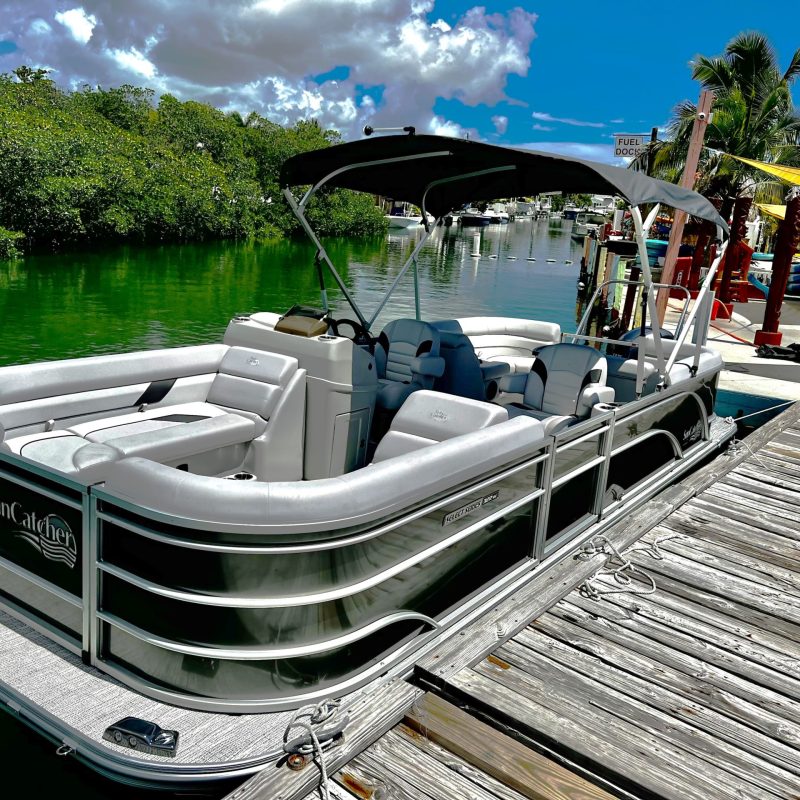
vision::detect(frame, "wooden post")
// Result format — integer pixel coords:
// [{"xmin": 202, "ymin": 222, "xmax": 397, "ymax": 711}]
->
[
  {"xmin": 717, "ymin": 196, "xmax": 752, "ymax": 305},
  {"xmin": 754, "ymin": 193, "xmax": 800, "ymax": 346},
  {"xmin": 656, "ymin": 89, "xmax": 715, "ymax": 324}
]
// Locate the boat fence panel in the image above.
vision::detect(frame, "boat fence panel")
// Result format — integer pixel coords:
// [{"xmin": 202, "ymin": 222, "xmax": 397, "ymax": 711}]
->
[
  {"xmin": 87, "ymin": 452, "xmax": 549, "ymax": 711},
  {"xmin": 0, "ymin": 454, "xmax": 86, "ymax": 649}
]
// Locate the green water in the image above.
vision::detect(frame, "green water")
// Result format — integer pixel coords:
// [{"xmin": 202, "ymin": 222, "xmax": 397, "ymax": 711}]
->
[{"xmin": 0, "ymin": 218, "xmax": 585, "ymax": 366}]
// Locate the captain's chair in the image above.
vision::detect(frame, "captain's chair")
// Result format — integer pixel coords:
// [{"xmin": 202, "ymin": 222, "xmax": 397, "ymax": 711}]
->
[
  {"xmin": 505, "ymin": 343, "xmax": 614, "ymax": 435},
  {"xmin": 375, "ymin": 319, "xmax": 445, "ymax": 412}
]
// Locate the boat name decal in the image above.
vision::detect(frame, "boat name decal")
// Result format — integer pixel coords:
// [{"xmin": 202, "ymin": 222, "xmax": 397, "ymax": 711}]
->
[
  {"xmin": 0, "ymin": 501, "xmax": 77, "ymax": 569},
  {"xmin": 442, "ymin": 491, "xmax": 500, "ymax": 527},
  {"xmin": 682, "ymin": 421, "xmax": 703, "ymax": 446}
]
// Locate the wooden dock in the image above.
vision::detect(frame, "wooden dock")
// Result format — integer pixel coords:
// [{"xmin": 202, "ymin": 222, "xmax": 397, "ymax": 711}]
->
[{"xmin": 230, "ymin": 401, "xmax": 800, "ymax": 800}]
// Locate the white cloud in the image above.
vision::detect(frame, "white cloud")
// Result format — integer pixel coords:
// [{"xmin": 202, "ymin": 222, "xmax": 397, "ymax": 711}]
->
[
  {"xmin": 28, "ymin": 18, "xmax": 52, "ymax": 35},
  {"xmin": 429, "ymin": 114, "xmax": 474, "ymax": 139},
  {"xmin": 2, "ymin": 1, "xmax": 537, "ymax": 140},
  {"xmin": 521, "ymin": 140, "xmax": 619, "ymax": 164},
  {"xmin": 107, "ymin": 46, "xmax": 156, "ymax": 79},
  {"xmin": 532, "ymin": 111, "xmax": 605, "ymax": 128},
  {"xmin": 492, "ymin": 115, "xmax": 508, "ymax": 135},
  {"xmin": 532, "ymin": 123, "xmax": 553, "ymax": 131},
  {"xmin": 54, "ymin": 7, "xmax": 97, "ymax": 44}
]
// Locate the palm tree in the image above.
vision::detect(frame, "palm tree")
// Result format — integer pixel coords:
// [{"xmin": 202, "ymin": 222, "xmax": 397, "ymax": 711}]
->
[{"xmin": 642, "ymin": 33, "xmax": 800, "ymax": 207}]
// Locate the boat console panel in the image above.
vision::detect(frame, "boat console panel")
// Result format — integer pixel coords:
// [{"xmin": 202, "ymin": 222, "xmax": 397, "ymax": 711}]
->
[{"xmin": 223, "ymin": 314, "xmax": 378, "ymax": 478}]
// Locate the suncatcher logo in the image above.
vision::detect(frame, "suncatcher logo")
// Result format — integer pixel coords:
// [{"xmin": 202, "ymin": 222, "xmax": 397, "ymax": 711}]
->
[{"xmin": 0, "ymin": 500, "xmax": 77, "ymax": 569}]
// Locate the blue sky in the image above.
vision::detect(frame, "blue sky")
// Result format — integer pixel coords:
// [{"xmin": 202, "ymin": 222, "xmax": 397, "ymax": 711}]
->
[
  {"xmin": 428, "ymin": 0, "xmax": 800, "ymax": 160},
  {"xmin": 1, "ymin": 1, "xmax": 797, "ymax": 163}
]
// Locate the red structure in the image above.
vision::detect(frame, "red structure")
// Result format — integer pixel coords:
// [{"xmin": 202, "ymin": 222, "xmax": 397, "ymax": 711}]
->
[{"xmin": 754, "ymin": 194, "xmax": 800, "ymax": 346}]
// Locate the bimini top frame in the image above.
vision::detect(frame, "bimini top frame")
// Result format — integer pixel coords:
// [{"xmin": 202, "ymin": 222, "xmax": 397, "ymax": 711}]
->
[{"xmin": 280, "ymin": 133, "xmax": 729, "ymax": 373}]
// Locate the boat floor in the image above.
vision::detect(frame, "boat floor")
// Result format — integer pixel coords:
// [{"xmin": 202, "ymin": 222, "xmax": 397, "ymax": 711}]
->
[{"xmin": 0, "ymin": 610, "xmax": 297, "ymax": 771}]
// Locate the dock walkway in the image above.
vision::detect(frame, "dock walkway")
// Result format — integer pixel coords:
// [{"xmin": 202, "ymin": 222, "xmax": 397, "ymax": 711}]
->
[{"xmin": 231, "ymin": 401, "xmax": 800, "ymax": 800}]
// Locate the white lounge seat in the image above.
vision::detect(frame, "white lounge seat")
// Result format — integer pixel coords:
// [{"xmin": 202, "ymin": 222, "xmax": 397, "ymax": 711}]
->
[
  {"xmin": 504, "ymin": 343, "xmax": 615, "ymax": 435},
  {"xmin": 436, "ymin": 317, "xmax": 561, "ymax": 374},
  {"xmin": 373, "ymin": 390, "xmax": 509, "ymax": 462},
  {"xmin": 1, "ymin": 346, "xmax": 305, "ymax": 482}
]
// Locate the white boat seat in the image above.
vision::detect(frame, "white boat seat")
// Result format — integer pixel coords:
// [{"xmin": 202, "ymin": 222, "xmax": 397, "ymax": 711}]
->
[
  {"xmin": 68, "ymin": 348, "xmax": 296, "ymax": 441},
  {"xmin": 1, "ymin": 346, "xmax": 303, "ymax": 481},
  {"xmin": 375, "ymin": 319, "xmax": 445, "ymax": 412},
  {"xmin": 96, "ymin": 415, "xmax": 258, "ymax": 462},
  {"xmin": 68, "ymin": 401, "xmax": 234, "ymax": 441},
  {"xmin": 373, "ymin": 390, "xmax": 508, "ymax": 462},
  {"xmin": 605, "ymin": 355, "xmax": 659, "ymax": 401},
  {"xmin": 1, "ymin": 431, "xmax": 89, "ymax": 474},
  {"xmin": 505, "ymin": 343, "xmax": 615, "ymax": 435}
]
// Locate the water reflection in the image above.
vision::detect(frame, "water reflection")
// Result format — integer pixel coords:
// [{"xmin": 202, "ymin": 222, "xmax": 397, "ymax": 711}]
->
[{"xmin": 0, "ymin": 219, "xmax": 585, "ymax": 365}]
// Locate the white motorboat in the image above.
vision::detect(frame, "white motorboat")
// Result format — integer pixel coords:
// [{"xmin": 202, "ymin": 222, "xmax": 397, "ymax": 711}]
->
[
  {"xmin": 0, "ymin": 133, "xmax": 733, "ymax": 788},
  {"xmin": 385, "ymin": 202, "xmax": 433, "ymax": 228},
  {"xmin": 571, "ymin": 210, "xmax": 609, "ymax": 239},
  {"xmin": 485, "ymin": 202, "xmax": 510, "ymax": 224},
  {"xmin": 458, "ymin": 206, "xmax": 492, "ymax": 226}
]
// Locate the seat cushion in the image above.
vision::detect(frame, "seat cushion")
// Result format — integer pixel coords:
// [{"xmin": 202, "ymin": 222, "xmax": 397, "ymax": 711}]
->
[
  {"xmin": 68, "ymin": 402, "xmax": 227, "ymax": 442},
  {"xmin": 373, "ymin": 390, "xmax": 509, "ymax": 462},
  {"xmin": 506, "ymin": 405, "xmax": 573, "ymax": 436},
  {"xmin": 2, "ymin": 431, "xmax": 89, "ymax": 473},
  {"xmin": 523, "ymin": 344, "xmax": 607, "ymax": 417},
  {"xmin": 101, "ymin": 415, "xmax": 258, "ymax": 463},
  {"xmin": 377, "ymin": 379, "xmax": 417, "ymax": 412},
  {"xmin": 206, "ymin": 347, "xmax": 297, "ymax": 419}
]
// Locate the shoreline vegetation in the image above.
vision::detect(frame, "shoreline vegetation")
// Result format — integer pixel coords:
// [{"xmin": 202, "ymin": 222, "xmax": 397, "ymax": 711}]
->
[{"xmin": 0, "ymin": 67, "xmax": 387, "ymax": 259}]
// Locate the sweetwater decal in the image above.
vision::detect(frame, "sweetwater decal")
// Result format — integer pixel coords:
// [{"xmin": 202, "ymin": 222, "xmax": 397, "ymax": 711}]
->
[
  {"xmin": 0, "ymin": 501, "xmax": 77, "ymax": 569},
  {"xmin": 442, "ymin": 491, "xmax": 500, "ymax": 527}
]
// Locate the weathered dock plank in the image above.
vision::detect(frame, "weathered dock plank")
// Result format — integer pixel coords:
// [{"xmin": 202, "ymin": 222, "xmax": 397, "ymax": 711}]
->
[
  {"xmin": 224, "ymin": 679, "xmax": 423, "ymax": 800},
  {"xmin": 505, "ymin": 630, "xmax": 800, "ymax": 784},
  {"xmin": 565, "ymin": 590, "xmax": 800, "ymax": 692},
  {"xmin": 449, "ymin": 663, "xmax": 769, "ymax": 800},
  {"xmin": 639, "ymin": 527, "xmax": 800, "ymax": 599},
  {"xmin": 532, "ymin": 610, "xmax": 800, "ymax": 729},
  {"xmin": 403, "ymin": 693, "xmax": 615, "ymax": 800}
]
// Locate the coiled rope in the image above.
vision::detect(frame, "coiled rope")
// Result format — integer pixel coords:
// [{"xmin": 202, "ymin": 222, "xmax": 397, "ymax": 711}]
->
[
  {"xmin": 577, "ymin": 534, "xmax": 662, "ymax": 600},
  {"xmin": 283, "ymin": 699, "xmax": 350, "ymax": 800}
]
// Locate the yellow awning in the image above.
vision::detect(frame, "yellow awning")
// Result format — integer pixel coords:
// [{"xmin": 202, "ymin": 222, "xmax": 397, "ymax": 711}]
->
[
  {"xmin": 756, "ymin": 203, "xmax": 786, "ymax": 220},
  {"xmin": 726, "ymin": 155, "xmax": 800, "ymax": 186}
]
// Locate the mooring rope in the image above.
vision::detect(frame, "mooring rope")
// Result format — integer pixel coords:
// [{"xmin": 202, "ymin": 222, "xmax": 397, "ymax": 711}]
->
[
  {"xmin": 725, "ymin": 399, "xmax": 795, "ymax": 425},
  {"xmin": 577, "ymin": 535, "xmax": 657, "ymax": 600},
  {"xmin": 283, "ymin": 699, "xmax": 350, "ymax": 800},
  {"xmin": 724, "ymin": 428, "xmax": 772, "ymax": 470}
]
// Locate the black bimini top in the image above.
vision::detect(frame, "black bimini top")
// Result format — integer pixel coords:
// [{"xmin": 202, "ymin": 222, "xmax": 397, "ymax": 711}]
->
[{"xmin": 281, "ymin": 134, "xmax": 728, "ymax": 232}]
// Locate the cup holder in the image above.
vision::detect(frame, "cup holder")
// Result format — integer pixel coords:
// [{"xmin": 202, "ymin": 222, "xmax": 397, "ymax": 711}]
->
[{"xmin": 226, "ymin": 471, "xmax": 256, "ymax": 481}]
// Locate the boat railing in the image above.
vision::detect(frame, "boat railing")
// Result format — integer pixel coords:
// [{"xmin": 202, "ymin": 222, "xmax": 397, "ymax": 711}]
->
[{"xmin": 0, "ymin": 364, "xmax": 724, "ymax": 711}]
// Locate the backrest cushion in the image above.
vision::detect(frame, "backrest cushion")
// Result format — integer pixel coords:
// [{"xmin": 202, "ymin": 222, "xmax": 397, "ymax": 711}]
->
[
  {"xmin": 207, "ymin": 347, "xmax": 298, "ymax": 419},
  {"xmin": 373, "ymin": 390, "xmax": 508, "ymax": 462},
  {"xmin": 523, "ymin": 344, "xmax": 607, "ymax": 416},
  {"xmin": 377, "ymin": 319, "xmax": 440, "ymax": 383},
  {"xmin": 433, "ymin": 330, "xmax": 486, "ymax": 400}
]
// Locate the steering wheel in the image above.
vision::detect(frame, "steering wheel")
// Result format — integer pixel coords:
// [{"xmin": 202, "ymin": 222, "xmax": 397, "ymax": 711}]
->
[{"xmin": 328, "ymin": 318, "xmax": 374, "ymax": 353}]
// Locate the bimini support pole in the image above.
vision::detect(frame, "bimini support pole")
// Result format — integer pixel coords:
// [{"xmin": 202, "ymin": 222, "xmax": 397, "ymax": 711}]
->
[
  {"xmin": 283, "ymin": 188, "xmax": 369, "ymax": 329},
  {"xmin": 368, "ymin": 225, "xmax": 438, "ymax": 327},
  {"xmin": 663, "ymin": 234, "xmax": 729, "ymax": 378},
  {"xmin": 631, "ymin": 205, "xmax": 668, "ymax": 384}
]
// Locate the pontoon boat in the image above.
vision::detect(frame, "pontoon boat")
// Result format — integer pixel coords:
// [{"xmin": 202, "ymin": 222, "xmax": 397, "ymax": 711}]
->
[{"xmin": 0, "ymin": 133, "xmax": 734, "ymax": 788}]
